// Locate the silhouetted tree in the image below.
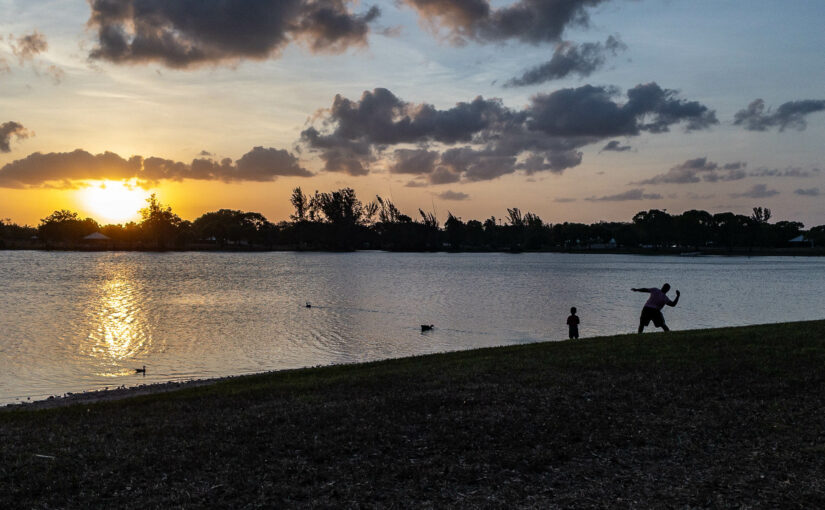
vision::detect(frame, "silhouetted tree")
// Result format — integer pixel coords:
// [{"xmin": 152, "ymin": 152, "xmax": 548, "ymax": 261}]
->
[
  {"xmin": 712, "ymin": 212, "xmax": 750, "ymax": 250},
  {"xmin": 808, "ymin": 225, "xmax": 825, "ymax": 247},
  {"xmin": 751, "ymin": 207, "xmax": 772, "ymax": 224},
  {"xmin": 193, "ymin": 209, "xmax": 274, "ymax": 247},
  {"xmin": 444, "ymin": 212, "xmax": 465, "ymax": 250},
  {"xmin": 305, "ymin": 188, "xmax": 376, "ymax": 250},
  {"xmin": 290, "ymin": 187, "xmax": 309, "ymax": 222},
  {"xmin": 506, "ymin": 208, "xmax": 524, "ymax": 228},
  {"xmin": 465, "ymin": 219, "xmax": 485, "ymax": 248},
  {"xmin": 677, "ymin": 209, "xmax": 713, "ymax": 249},
  {"xmin": 523, "ymin": 212, "xmax": 549, "ymax": 250},
  {"xmin": 139, "ymin": 194, "xmax": 184, "ymax": 249},
  {"xmin": 38, "ymin": 210, "xmax": 99, "ymax": 244},
  {"xmin": 0, "ymin": 218, "xmax": 36, "ymax": 241},
  {"xmin": 773, "ymin": 220, "xmax": 804, "ymax": 246},
  {"xmin": 633, "ymin": 209, "xmax": 673, "ymax": 247},
  {"xmin": 419, "ymin": 209, "xmax": 440, "ymax": 250}
]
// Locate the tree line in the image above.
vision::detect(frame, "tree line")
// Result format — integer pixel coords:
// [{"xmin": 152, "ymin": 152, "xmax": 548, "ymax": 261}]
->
[{"xmin": 2, "ymin": 188, "xmax": 824, "ymax": 252}]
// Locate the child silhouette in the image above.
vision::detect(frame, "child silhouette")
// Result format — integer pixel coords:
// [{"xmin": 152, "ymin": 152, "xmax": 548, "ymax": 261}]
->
[{"xmin": 567, "ymin": 307, "xmax": 580, "ymax": 339}]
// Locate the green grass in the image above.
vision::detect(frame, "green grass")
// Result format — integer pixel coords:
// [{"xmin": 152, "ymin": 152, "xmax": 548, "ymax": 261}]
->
[{"xmin": 3, "ymin": 321, "xmax": 825, "ymax": 508}]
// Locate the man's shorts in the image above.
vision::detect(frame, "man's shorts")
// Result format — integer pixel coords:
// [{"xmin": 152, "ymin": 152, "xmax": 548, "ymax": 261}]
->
[{"xmin": 640, "ymin": 306, "xmax": 665, "ymax": 327}]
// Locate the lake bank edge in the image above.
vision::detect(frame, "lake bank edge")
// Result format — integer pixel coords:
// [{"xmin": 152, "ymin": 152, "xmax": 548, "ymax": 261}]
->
[{"xmin": 5, "ymin": 318, "xmax": 824, "ymax": 412}]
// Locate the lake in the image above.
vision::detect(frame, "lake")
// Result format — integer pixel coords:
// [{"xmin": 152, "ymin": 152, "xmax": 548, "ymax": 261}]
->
[{"xmin": 1, "ymin": 251, "xmax": 824, "ymax": 404}]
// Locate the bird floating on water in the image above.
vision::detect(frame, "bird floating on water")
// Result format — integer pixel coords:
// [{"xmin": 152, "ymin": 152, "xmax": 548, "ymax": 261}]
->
[
  {"xmin": 421, "ymin": 324, "xmax": 434, "ymax": 332},
  {"xmin": 306, "ymin": 301, "xmax": 312, "ymax": 308},
  {"xmin": 135, "ymin": 365, "xmax": 146, "ymax": 374}
]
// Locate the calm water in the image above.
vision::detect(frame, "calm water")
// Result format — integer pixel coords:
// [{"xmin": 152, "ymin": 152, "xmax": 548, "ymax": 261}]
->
[{"xmin": 1, "ymin": 251, "xmax": 824, "ymax": 404}]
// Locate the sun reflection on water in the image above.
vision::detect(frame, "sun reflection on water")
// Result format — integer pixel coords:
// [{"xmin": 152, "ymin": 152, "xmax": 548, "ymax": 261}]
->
[{"xmin": 78, "ymin": 268, "xmax": 154, "ymax": 377}]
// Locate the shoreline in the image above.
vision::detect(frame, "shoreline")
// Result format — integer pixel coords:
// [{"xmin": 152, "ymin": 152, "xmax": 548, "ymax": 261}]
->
[
  {"xmin": 4, "ymin": 318, "xmax": 821, "ymax": 411},
  {"xmin": 3, "ymin": 320, "xmax": 825, "ymax": 507},
  {"xmin": 2, "ymin": 244, "xmax": 825, "ymax": 257},
  {"xmin": 1, "ymin": 377, "xmax": 224, "ymax": 411}
]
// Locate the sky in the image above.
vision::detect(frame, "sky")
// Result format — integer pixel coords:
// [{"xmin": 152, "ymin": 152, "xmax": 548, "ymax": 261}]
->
[{"xmin": 1, "ymin": 0, "xmax": 824, "ymax": 227}]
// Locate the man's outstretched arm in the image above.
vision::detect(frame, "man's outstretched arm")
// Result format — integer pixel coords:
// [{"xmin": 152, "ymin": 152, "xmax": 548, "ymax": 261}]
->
[
  {"xmin": 667, "ymin": 290, "xmax": 681, "ymax": 307},
  {"xmin": 631, "ymin": 288, "xmax": 651, "ymax": 293}
]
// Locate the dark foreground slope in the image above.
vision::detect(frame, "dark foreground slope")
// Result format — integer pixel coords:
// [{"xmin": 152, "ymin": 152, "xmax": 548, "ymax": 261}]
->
[{"xmin": 3, "ymin": 321, "xmax": 825, "ymax": 508}]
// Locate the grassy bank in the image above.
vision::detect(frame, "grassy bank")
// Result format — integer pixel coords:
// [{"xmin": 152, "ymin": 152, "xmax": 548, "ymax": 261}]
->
[{"xmin": 3, "ymin": 321, "xmax": 825, "ymax": 507}]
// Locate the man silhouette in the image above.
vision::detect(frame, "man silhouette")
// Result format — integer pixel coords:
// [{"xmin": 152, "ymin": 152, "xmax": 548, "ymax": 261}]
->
[{"xmin": 631, "ymin": 284, "xmax": 680, "ymax": 333}]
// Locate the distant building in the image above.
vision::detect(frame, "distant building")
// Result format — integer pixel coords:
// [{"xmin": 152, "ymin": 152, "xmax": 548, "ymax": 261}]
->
[
  {"xmin": 788, "ymin": 235, "xmax": 814, "ymax": 248},
  {"xmin": 591, "ymin": 238, "xmax": 617, "ymax": 249},
  {"xmin": 83, "ymin": 232, "xmax": 111, "ymax": 241},
  {"xmin": 82, "ymin": 232, "xmax": 112, "ymax": 248}
]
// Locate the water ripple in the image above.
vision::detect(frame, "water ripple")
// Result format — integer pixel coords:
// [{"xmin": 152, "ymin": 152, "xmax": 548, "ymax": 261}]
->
[{"xmin": 1, "ymin": 251, "xmax": 825, "ymax": 403}]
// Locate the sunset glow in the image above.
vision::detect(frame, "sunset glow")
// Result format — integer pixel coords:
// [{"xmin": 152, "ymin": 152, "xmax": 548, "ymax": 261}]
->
[
  {"xmin": 0, "ymin": 1, "xmax": 823, "ymax": 226},
  {"xmin": 78, "ymin": 180, "xmax": 149, "ymax": 224}
]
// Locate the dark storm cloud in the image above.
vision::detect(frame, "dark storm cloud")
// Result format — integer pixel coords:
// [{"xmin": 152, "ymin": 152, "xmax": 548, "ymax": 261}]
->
[
  {"xmin": 794, "ymin": 188, "xmax": 820, "ymax": 197},
  {"xmin": 0, "ymin": 146, "xmax": 310, "ymax": 188},
  {"xmin": 301, "ymin": 84, "xmax": 716, "ymax": 183},
  {"xmin": 299, "ymin": 126, "xmax": 373, "ymax": 175},
  {"xmin": 730, "ymin": 184, "xmax": 779, "ymax": 199},
  {"xmin": 401, "ymin": 0, "xmax": 609, "ymax": 45},
  {"xmin": 600, "ymin": 140, "xmax": 631, "ymax": 152},
  {"xmin": 436, "ymin": 190, "xmax": 470, "ymax": 200},
  {"xmin": 87, "ymin": 0, "xmax": 380, "ymax": 68},
  {"xmin": 9, "ymin": 31, "xmax": 48, "ymax": 63},
  {"xmin": 428, "ymin": 165, "xmax": 462, "ymax": 184},
  {"xmin": 506, "ymin": 35, "xmax": 626, "ymax": 87},
  {"xmin": 635, "ymin": 157, "xmax": 746, "ymax": 185},
  {"xmin": 585, "ymin": 188, "xmax": 662, "ymax": 201},
  {"xmin": 303, "ymin": 88, "xmax": 515, "ymax": 147},
  {"xmin": 734, "ymin": 98, "xmax": 825, "ymax": 131},
  {"xmin": 389, "ymin": 148, "xmax": 439, "ymax": 174},
  {"xmin": 527, "ymin": 83, "xmax": 717, "ymax": 136},
  {"xmin": 233, "ymin": 146, "xmax": 312, "ymax": 179},
  {"xmin": 0, "ymin": 121, "xmax": 32, "ymax": 152},
  {"xmin": 438, "ymin": 147, "xmax": 517, "ymax": 181}
]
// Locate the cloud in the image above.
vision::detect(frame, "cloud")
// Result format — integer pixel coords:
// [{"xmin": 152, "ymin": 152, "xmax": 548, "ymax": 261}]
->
[
  {"xmin": 436, "ymin": 190, "xmax": 470, "ymax": 201},
  {"xmin": 529, "ymin": 82, "xmax": 718, "ymax": 136},
  {"xmin": 505, "ymin": 35, "xmax": 626, "ymax": 86},
  {"xmin": 401, "ymin": 0, "xmax": 611, "ymax": 46},
  {"xmin": 636, "ymin": 157, "xmax": 746, "ymax": 184},
  {"xmin": 553, "ymin": 197, "xmax": 577, "ymax": 203},
  {"xmin": 87, "ymin": 0, "xmax": 380, "ymax": 68},
  {"xmin": 301, "ymin": 84, "xmax": 716, "ymax": 183},
  {"xmin": 734, "ymin": 98, "xmax": 825, "ymax": 131},
  {"xmin": 42, "ymin": 64, "xmax": 65, "ymax": 84},
  {"xmin": 749, "ymin": 167, "xmax": 820, "ymax": 178},
  {"xmin": 389, "ymin": 148, "xmax": 439, "ymax": 174},
  {"xmin": 794, "ymin": 188, "xmax": 820, "ymax": 197},
  {"xmin": 730, "ymin": 184, "xmax": 779, "ymax": 199},
  {"xmin": 4, "ymin": 31, "xmax": 65, "ymax": 84},
  {"xmin": 585, "ymin": 188, "xmax": 662, "ymax": 201},
  {"xmin": 0, "ymin": 121, "xmax": 32, "ymax": 152},
  {"xmin": 600, "ymin": 140, "xmax": 631, "ymax": 152},
  {"xmin": 9, "ymin": 31, "xmax": 48, "ymax": 64},
  {"xmin": 686, "ymin": 192, "xmax": 715, "ymax": 200},
  {"xmin": 0, "ymin": 146, "xmax": 311, "ymax": 188}
]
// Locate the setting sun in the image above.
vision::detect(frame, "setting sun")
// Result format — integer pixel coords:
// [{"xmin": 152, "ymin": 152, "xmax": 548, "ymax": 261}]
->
[{"xmin": 79, "ymin": 180, "xmax": 150, "ymax": 224}]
